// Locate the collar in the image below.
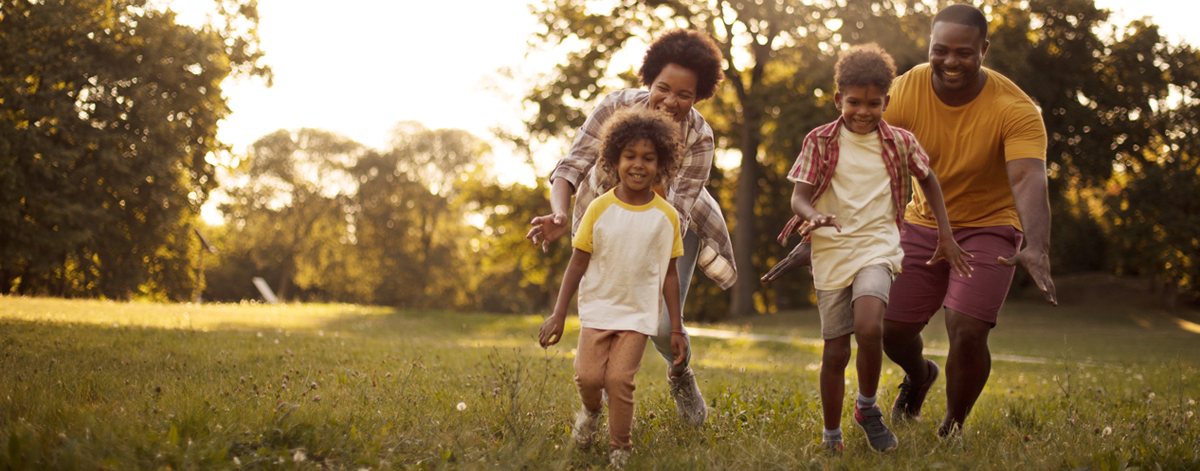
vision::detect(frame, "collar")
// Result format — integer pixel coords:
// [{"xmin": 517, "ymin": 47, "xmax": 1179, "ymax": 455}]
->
[{"xmin": 815, "ymin": 116, "xmax": 897, "ymax": 142}]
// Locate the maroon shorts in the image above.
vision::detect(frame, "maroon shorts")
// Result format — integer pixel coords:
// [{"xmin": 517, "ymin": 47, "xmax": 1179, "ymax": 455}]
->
[{"xmin": 884, "ymin": 223, "xmax": 1023, "ymax": 326}]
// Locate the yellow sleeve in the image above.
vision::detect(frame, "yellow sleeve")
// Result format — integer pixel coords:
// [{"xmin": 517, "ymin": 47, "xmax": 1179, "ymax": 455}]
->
[
  {"xmin": 1002, "ymin": 100, "xmax": 1048, "ymax": 161},
  {"xmin": 572, "ymin": 193, "xmax": 609, "ymax": 253},
  {"xmin": 662, "ymin": 196, "xmax": 685, "ymax": 258}
]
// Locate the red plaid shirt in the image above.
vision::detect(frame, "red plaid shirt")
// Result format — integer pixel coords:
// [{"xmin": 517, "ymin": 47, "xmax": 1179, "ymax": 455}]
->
[{"xmin": 777, "ymin": 118, "xmax": 932, "ymax": 245}]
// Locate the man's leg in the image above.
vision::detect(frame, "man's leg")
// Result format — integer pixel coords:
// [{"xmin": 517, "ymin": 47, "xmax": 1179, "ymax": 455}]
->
[
  {"xmin": 939, "ymin": 308, "xmax": 992, "ymax": 435},
  {"xmin": 882, "ymin": 319, "xmax": 931, "ymax": 387}
]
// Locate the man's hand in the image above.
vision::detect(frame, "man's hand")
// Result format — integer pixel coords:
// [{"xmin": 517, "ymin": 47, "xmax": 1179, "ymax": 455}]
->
[
  {"xmin": 538, "ymin": 314, "xmax": 566, "ymax": 347},
  {"xmin": 526, "ymin": 212, "xmax": 568, "ymax": 253},
  {"xmin": 761, "ymin": 242, "xmax": 812, "ymax": 282},
  {"xmin": 999, "ymin": 248, "xmax": 1057, "ymax": 306},
  {"xmin": 670, "ymin": 333, "xmax": 690, "ymax": 367}
]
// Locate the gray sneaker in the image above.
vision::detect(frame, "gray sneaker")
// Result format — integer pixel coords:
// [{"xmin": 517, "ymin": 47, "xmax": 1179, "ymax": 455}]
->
[
  {"xmin": 571, "ymin": 407, "xmax": 602, "ymax": 447},
  {"xmin": 669, "ymin": 367, "xmax": 708, "ymax": 427},
  {"xmin": 853, "ymin": 404, "xmax": 898, "ymax": 452}
]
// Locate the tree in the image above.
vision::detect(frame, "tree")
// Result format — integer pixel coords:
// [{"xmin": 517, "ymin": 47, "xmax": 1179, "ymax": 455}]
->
[{"xmin": 0, "ymin": 0, "xmax": 269, "ymax": 299}]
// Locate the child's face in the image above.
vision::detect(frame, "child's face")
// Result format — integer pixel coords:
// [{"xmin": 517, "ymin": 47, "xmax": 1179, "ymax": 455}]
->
[
  {"xmin": 647, "ymin": 63, "xmax": 697, "ymax": 122},
  {"xmin": 835, "ymin": 84, "xmax": 889, "ymax": 134},
  {"xmin": 617, "ymin": 138, "xmax": 659, "ymax": 194}
]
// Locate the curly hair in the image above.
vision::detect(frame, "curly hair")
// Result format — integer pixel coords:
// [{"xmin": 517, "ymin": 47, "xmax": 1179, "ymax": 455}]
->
[
  {"xmin": 639, "ymin": 29, "xmax": 725, "ymax": 101},
  {"xmin": 834, "ymin": 43, "xmax": 897, "ymax": 93},
  {"xmin": 597, "ymin": 107, "xmax": 683, "ymax": 190}
]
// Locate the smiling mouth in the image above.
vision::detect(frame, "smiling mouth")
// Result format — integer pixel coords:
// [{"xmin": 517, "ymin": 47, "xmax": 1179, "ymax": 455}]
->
[{"xmin": 942, "ymin": 69, "xmax": 963, "ymax": 77}]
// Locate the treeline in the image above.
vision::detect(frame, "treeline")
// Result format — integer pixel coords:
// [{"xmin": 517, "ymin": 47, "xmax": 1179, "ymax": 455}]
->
[{"xmin": 3, "ymin": 0, "xmax": 1199, "ymax": 318}]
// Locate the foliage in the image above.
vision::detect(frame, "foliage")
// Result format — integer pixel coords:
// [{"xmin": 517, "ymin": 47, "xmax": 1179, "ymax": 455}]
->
[
  {"xmin": 0, "ymin": 0, "xmax": 269, "ymax": 300},
  {"xmin": 1, "ymin": 295, "xmax": 1198, "ymax": 469}
]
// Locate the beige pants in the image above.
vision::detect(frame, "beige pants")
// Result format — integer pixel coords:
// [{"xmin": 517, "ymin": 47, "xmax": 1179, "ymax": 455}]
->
[{"xmin": 574, "ymin": 328, "xmax": 647, "ymax": 450}]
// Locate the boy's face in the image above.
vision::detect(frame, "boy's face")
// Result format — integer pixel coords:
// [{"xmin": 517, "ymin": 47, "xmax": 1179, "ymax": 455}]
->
[
  {"xmin": 617, "ymin": 138, "xmax": 659, "ymax": 194},
  {"xmin": 647, "ymin": 63, "xmax": 697, "ymax": 122},
  {"xmin": 929, "ymin": 21, "xmax": 989, "ymax": 94},
  {"xmin": 835, "ymin": 84, "xmax": 889, "ymax": 134}
]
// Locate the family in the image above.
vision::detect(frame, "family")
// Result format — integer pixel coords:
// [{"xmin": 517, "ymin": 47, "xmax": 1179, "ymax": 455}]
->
[{"xmin": 524, "ymin": 4, "xmax": 1058, "ymax": 466}]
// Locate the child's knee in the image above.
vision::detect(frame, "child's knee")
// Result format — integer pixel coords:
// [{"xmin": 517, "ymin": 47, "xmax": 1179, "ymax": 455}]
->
[
  {"xmin": 822, "ymin": 339, "xmax": 852, "ymax": 367},
  {"xmin": 574, "ymin": 371, "xmax": 605, "ymax": 392}
]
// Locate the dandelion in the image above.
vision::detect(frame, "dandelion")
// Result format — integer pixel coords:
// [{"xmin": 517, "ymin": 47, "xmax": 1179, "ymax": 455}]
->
[
  {"xmin": 256, "ymin": 332, "xmax": 263, "ymax": 338},
  {"xmin": 233, "ymin": 456, "xmax": 241, "ymax": 465},
  {"xmin": 1101, "ymin": 426, "xmax": 1112, "ymax": 436},
  {"xmin": 1189, "ymin": 399, "xmax": 1195, "ymax": 406},
  {"xmin": 274, "ymin": 339, "xmax": 279, "ymax": 344},
  {"xmin": 456, "ymin": 402, "xmax": 467, "ymax": 411},
  {"xmin": 1149, "ymin": 392, "xmax": 1156, "ymax": 400},
  {"xmin": 112, "ymin": 322, "xmax": 119, "ymax": 328},
  {"xmin": 293, "ymin": 450, "xmax": 307, "ymax": 462}
]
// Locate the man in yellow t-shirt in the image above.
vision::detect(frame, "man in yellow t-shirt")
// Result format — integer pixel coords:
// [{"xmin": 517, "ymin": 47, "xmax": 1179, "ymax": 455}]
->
[{"xmin": 880, "ymin": 4, "xmax": 1058, "ymax": 438}]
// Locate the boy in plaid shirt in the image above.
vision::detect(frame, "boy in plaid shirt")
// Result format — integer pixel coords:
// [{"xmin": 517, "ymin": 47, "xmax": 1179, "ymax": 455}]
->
[{"xmin": 779, "ymin": 43, "xmax": 972, "ymax": 454}]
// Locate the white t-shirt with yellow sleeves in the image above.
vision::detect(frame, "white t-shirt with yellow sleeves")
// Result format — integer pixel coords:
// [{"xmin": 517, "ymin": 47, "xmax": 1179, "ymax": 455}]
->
[{"xmin": 573, "ymin": 190, "xmax": 685, "ymax": 336}]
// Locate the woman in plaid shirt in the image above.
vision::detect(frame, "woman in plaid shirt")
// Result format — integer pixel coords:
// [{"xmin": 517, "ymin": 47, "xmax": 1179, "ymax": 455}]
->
[{"xmin": 526, "ymin": 29, "xmax": 735, "ymax": 427}]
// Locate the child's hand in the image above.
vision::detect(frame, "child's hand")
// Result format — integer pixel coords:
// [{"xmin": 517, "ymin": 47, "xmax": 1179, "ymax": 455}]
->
[
  {"xmin": 928, "ymin": 238, "xmax": 974, "ymax": 278},
  {"xmin": 670, "ymin": 332, "xmax": 690, "ymax": 368},
  {"xmin": 798, "ymin": 213, "xmax": 842, "ymax": 236},
  {"xmin": 538, "ymin": 314, "xmax": 565, "ymax": 347}
]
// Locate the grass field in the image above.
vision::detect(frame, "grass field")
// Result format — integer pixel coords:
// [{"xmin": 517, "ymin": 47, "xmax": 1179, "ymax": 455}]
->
[{"xmin": 1, "ymin": 282, "xmax": 1198, "ymax": 470}]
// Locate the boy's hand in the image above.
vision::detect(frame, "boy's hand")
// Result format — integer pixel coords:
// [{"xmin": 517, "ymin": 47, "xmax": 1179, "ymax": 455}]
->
[
  {"xmin": 670, "ymin": 333, "xmax": 690, "ymax": 368},
  {"xmin": 928, "ymin": 238, "xmax": 974, "ymax": 278},
  {"xmin": 538, "ymin": 314, "xmax": 565, "ymax": 347},
  {"xmin": 798, "ymin": 213, "xmax": 842, "ymax": 236}
]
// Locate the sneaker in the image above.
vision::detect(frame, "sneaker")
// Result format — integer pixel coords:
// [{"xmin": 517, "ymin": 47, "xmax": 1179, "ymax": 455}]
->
[
  {"xmin": 854, "ymin": 404, "xmax": 899, "ymax": 452},
  {"xmin": 668, "ymin": 367, "xmax": 708, "ymax": 427},
  {"xmin": 892, "ymin": 359, "xmax": 939, "ymax": 422},
  {"xmin": 822, "ymin": 440, "xmax": 844, "ymax": 456},
  {"xmin": 609, "ymin": 448, "xmax": 630, "ymax": 469},
  {"xmin": 571, "ymin": 408, "xmax": 602, "ymax": 447}
]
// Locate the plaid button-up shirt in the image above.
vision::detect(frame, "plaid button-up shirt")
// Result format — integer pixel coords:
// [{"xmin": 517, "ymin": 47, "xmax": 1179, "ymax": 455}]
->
[
  {"xmin": 777, "ymin": 118, "xmax": 932, "ymax": 245},
  {"xmin": 549, "ymin": 89, "xmax": 737, "ymax": 289}
]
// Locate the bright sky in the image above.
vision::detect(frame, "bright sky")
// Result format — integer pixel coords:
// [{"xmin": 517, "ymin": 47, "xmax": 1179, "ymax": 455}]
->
[{"xmin": 162, "ymin": 0, "xmax": 1196, "ymax": 224}]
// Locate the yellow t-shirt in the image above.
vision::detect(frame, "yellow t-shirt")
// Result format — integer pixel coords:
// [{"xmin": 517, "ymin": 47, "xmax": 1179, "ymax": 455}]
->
[{"xmin": 884, "ymin": 64, "xmax": 1047, "ymax": 231}]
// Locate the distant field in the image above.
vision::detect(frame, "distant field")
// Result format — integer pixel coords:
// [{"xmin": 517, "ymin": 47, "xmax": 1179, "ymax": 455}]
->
[{"xmin": 1, "ymin": 294, "xmax": 1197, "ymax": 470}]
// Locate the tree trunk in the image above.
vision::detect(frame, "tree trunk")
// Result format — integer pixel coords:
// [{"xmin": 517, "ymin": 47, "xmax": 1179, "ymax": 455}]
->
[{"xmin": 730, "ymin": 111, "xmax": 762, "ymax": 318}]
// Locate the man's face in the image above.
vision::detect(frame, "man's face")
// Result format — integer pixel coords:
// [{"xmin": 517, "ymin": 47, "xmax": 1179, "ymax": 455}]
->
[{"xmin": 928, "ymin": 21, "xmax": 989, "ymax": 93}]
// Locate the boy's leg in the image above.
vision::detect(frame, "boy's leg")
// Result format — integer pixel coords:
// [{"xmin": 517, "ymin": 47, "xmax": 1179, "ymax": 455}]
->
[
  {"xmin": 574, "ymin": 328, "xmax": 613, "ymax": 412},
  {"xmin": 604, "ymin": 331, "xmax": 648, "ymax": 451},
  {"xmin": 851, "ymin": 264, "xmax": 893, "ymax": 398},
  {"xmin": 820, "ymin": 335, "xmax": 852, "ymax": 431},
  {"xmin": 816, "ymin": 286, "xmax": 855, "ymax": 434},
  {"xmin": 651, "ymin": 231, "xmax": 699, "ymax": 374}
]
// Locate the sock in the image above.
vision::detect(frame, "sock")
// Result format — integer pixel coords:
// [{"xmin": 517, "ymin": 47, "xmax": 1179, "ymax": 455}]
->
[
  {"xmin": 857, "ymin": 392, "xmax": 877, "ymax": 409},
  {"xmin": 823, "ymin": 427, "xmax": 843, "ymax": 443}
]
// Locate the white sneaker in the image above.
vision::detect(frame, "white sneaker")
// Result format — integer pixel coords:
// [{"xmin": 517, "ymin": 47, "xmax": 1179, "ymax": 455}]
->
[
  {"xmin": 609, "ymin": 448, "xmax": 630, "ymax": 469},
  {"xmin": 669, "ymin": 367, "xmax": 708, "ymax": 427},
  {"xmin": 571, "ymin": 407, "xmax": 602, "ymax": 447}
]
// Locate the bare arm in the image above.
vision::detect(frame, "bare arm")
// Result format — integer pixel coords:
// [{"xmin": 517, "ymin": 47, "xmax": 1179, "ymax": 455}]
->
[
  {"xmin": 1000, "ymin": 158, "xmax": 1057, "ymax": 306},
  {"xmin": 663, "ymin": 260, "xmax": 688, "ymax": 367},
  {"xmin": 526, "ymin": 177, "xmax": 574, "ymax": 253},
  {"xmin": 791, "ymin": 182, "xmax": 841, "ymax": 234},
  {"xmin": 538, "ymin": 248, "xmax": 592, "ymax": 347},
  {"xmin": 915, "ymin": 171, "xmax": 973, "ymax": 278}
]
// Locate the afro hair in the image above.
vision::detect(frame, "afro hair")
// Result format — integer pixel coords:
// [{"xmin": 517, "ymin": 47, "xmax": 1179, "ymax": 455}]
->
[
  {"xmin": 639, "ymin": 29, "xmax": 725, "ymax": 101},
  {"xmin": 597, "ymin": 107, "xmax": 683, "ymax": 190},
  {"xmin": 834, "ymin": 43, "xmax": 897, "ymax": 93}
]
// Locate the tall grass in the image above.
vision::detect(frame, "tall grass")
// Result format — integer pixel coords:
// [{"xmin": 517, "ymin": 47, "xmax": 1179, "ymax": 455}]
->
[{"xmin": 0, "ymin": 295, "xmax": 1197, "ymax": 469}]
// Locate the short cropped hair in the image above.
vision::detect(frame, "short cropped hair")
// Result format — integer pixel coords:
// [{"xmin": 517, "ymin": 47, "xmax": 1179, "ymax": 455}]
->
[
  {"xmin": 597, "ymin": 107, "xmax": 683, "ymax": 189},
  {"xmin": 933, "ymin": 4, "xmax": 989, "ymax": 41},
  {"xmin": 834, "ymin": 43, "xmax": 897, "ymax": 92},
  {"xmin": 639, "ymin": 29, "xmax": 725, "ymax": 101}
]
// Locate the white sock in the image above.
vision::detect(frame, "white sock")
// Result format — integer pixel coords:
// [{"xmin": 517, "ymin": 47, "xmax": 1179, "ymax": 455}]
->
[
  {"xmin": 857, "ymin": 392, "xmax": 877, "ymax": 409},
  {"xmin": 823, "ymin": 427, "xmax": 842, "ymax": 442}
]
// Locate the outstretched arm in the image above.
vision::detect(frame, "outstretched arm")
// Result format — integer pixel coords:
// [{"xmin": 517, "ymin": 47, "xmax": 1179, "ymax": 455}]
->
[
  {"xmin": 916, "ymin": 171, "xmax": 973, "ymax": 278},
  {"xmin": 1000, "ymin": 158, "xmax": 1057, "ymax": 306},
  {"xmin": 761, "ymin": 242, "xmax": 811, "ymax": 282},
  {"xmin": 539, "ymin": 248, "xmax": 592, "ymax": 347},
  {"xmin": 526, "ymin": 178, "xmax": 574, "ymax": 253}
]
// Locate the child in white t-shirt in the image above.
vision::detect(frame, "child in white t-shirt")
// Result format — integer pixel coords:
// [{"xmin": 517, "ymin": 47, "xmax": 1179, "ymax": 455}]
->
[
  {"xmin": 539, "ymin": 107, "xmax": 688, "ymax": 468},
  {"xmin": 780, "ymin": 43, "xmax": 972, "ymax": 454}
]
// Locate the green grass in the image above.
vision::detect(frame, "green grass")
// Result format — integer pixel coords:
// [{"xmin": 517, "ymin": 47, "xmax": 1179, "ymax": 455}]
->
[{"xmin": 1, "ymin": 293, "xmax": 1198, "ymax": 470}]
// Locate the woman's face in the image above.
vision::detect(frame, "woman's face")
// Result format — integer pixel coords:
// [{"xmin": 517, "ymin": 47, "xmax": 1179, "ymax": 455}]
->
[{"xmin": 647, "ymin": 62, "xmax": 698, "ymax": 122}]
